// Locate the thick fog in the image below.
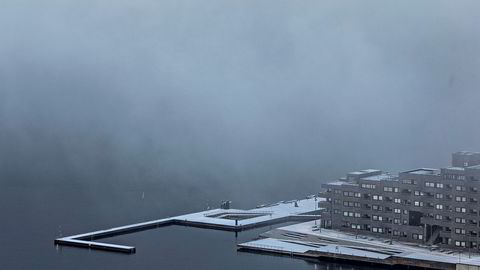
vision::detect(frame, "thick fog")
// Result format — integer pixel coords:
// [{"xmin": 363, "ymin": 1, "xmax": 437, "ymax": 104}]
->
[{"xmin": 1, "ymin": 1, "xmax": 480, "ymax": 209}]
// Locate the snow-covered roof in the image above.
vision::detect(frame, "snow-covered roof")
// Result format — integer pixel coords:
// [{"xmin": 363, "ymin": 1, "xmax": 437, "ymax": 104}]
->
[
  {"xmin": 240, "ymin": 221, "xmax": 480, "ymax": 268},
  {"xmin": 325, "ymin": 181, "xmax": 357, "ymax": 186},
  {"xmin": 361, "ymin": 174, "xmax": 397, "ymax": 181},
  {"xmin": 403, "ymin": 168, "xmax": 440, "ymax": 175}
]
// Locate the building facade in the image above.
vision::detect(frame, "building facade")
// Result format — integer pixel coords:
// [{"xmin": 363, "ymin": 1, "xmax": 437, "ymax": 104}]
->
[{"xmin": 319, "ymin": 151, "xmax": 480, "ymax": 250}]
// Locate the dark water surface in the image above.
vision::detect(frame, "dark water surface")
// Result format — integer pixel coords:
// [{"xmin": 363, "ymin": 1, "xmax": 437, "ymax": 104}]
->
[
  {"xmin": 1, "ymin": 1, "xmax": 479, "ymax": 269},
  {"xmin": 1, "ymin": 180, "xmax": 391, "ymax": 270}
]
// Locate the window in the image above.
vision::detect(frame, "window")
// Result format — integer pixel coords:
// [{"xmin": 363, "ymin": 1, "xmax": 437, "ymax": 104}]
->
[
  {"xmin": 372, "ymin": 227, "xmax": 384, "ymax": 233},
  {"xmin": 351, "ymin": 224, "xmax": 361, "ymax": 229},
  {"xmin": 455, "ymin": 241, "xmax": 466, "ymax": 247},
  {"xmin": 456, "ymin": 185, "xmax": 466, "ymax": 191},
  {"xmin": 344, "ymin": 211, "xmax": 360, "ymax": 218},
  {"xmin": 455, "ymin": 228, "xmax": 466, "ymax": 234},
  {"xmin": 394, "ymin": 218, "xmax": 400, "ymax": 224},
  {"xmin": 414, "ymin": 190, "xmax": 424, "ymax": 196},
  {"xmin": 435, "ymin": 193, "xmax": 444, "ymax": 199},
  {"xmin": 412, "ymin": 234, "xmax": 423, "ymax": 240},
  {"xmin": 384, "ymin": 187, "xmax": 399, "ymax": 192},
  {"xmin": 373, "ymin": 195, "xmax": 383, "ymax": 201},
  {"xmin": 425, "ymin": 182, "xmax": 435, "ymax": 188},
  {"xmin": 343, "ymin": 201, "xmax": 360, "ymax": 208},
  {"xmin": 436, "ymin": 204, "xmax": 443, "ymax": 210},
  {"xmin": 361, "ymin": 183, "xmax": 376, "ymax": 189},
  {"xmin": 394, "ymin": 208, "xmax": 401, "ymax": 214},
  {"xmin": 455, "ymin": 207, "xmax": 467, "ymax": 213},
  {"xmin": 372, "ymin": 215, "xmax": 383, "ymax": 221},
  {"xmin": 435, "ymin": 214, "xmax": 442, "ymax": 220},
  {"xmin": 402, "ymin": 179, "xmax": 417, "ymax": 185},
  {"xmin": 414, "ymin": 201, "xmax": 424, "ymax": 207},
  {"xmin": 456, "ymin": 196, "xmax": 467, "ymax": 202},
  {"xmin": 343, "ymin": 191, "xmax": 361, "ymax": 197},
  {"xmin": 394, "ymin": 198, "xmax": 402, "ymax": 204},
  {"xmin": 455, "ymin": 217, "xmax": 466, "ymax": 224}
]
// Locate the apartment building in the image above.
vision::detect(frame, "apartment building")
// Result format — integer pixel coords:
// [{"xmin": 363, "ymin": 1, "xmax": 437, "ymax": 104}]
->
[{"xmin": 319, "ymin": 151, "xmax": 480, "ymax": 250}]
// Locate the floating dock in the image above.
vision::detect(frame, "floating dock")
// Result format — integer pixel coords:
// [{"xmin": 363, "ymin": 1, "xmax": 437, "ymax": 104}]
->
[
  {"xmin": 55, "ymin": 197, "xmax": 323, "ymax": 253},
  {"xmin": 56, "ymin": 196, "xmax": 480, "ymax": 270}
]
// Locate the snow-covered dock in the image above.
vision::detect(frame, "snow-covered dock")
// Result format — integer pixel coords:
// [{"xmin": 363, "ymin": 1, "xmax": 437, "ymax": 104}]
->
[
  {"xmin": 55, "ymin": 197, "xmax": 323, "ymax": 253},
  {"xmin": 238, "ymin": 221, "xmax": 480, "ymax": 270}
]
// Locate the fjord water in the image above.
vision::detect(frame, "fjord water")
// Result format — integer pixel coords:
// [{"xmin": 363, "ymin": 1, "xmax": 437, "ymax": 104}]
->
[
  {"xmin": 1, "ymin": 180, "xmax": 389, "ymax": 270},
  {"xmin": 3, "ymin": 1, "xmax": 480, "ymax": 269}
]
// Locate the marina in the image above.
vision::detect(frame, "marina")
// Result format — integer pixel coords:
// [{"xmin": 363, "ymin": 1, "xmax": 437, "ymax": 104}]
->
[
  {"xmin": 54, "ymin": 197, "xmax": 323, "ymax": 253},
  {"xmin": 56, "ymin": 194, "xmax": 480, "ymax": 269}
]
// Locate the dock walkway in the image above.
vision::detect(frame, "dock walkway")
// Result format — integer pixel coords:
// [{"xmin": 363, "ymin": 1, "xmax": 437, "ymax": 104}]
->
[{"xmin": 55, "ymin": 197, "xmax": 323, "ymax": 253}]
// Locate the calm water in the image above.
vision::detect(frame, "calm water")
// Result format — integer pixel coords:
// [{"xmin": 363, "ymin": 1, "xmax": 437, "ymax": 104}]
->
[{"xmin": 0, "ymin": 180, "xmax": 393, "ymax": 270}]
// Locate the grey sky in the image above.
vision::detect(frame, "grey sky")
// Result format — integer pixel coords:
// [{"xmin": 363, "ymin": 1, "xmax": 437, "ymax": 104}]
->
[{"xmin": 1, "ymin": 1, "xmax": 480, "ymax": 204}]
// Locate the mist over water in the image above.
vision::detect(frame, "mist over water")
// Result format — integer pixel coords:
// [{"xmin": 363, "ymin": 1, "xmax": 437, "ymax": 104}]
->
[{"xmin": 1, "ymin": 1, "xmax": 480, "ymax": 269}]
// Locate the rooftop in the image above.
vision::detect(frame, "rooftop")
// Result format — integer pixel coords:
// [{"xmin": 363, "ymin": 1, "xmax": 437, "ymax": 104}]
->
[
  {"xmin": 403, "ymin": 168, "xmax": 440, "ymax": 175},
  {"xmin": 361, "ymin": 173, "xmax": 397, "ymax": 181},
  {"xmin": 444, "ymin": 166, "xmax": 465, "ymax": 171},
  {"xmin": 455, "ymin": 151, "xmax": 480, "ymax": 156},
  {"xmin": 349, "ymin": 169, "xmax": 381, "ymax": 175},
  {"xmin": 326, "ymin": 181, "xmax": 358, "ymax": 186}
]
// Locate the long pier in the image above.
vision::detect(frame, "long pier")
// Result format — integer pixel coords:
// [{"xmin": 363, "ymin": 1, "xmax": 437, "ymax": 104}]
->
[{"xmin": 55, "ymin": 197, "xmax": 323, "ymax": 253}]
